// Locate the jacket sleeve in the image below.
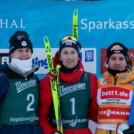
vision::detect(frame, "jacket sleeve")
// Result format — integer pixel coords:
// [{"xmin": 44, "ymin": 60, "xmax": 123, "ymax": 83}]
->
[
  {"xmin": 38, "ymin": 76, "xmax": 56, "ymax": 134},
  {"xmin": 88, "ymin": 73, "xmax": 98, "ymax": 123},
  {"xmin": 0, "ymin": 73, "xmax": 9, "ymax": 101}
]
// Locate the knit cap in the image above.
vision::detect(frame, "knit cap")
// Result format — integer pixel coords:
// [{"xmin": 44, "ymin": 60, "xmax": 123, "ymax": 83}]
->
[
  {"xmin": 58, "ymin": 35, "xmax": 81, "ymax": 57},
  {"xmin": 106, "ymin": 42, "xmax": 128, "ymax": 64},
  {"xmin": 9, "ymin": 30, "xmax": 33, "ymax": 55}
]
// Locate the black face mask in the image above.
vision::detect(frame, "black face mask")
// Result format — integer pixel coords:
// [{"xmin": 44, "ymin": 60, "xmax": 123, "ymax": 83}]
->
[
  {"xmin": 108, "ymin": 67, "xmax": 127, "ymax": 76},
  {"xmin": 60, "ymin": 62, "xmax": 79, "ymax": 73}
]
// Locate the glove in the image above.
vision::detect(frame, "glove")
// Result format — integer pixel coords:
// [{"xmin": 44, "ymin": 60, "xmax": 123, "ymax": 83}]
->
[
  {"xmin": 123, "ymin": 125, "xmax": 134, "ymax": 134},
  {"xmin": 51, "ymin": 132, "xmax": 62, "ymax": 134},
  {"xmin": 47, "ymin": 72, "xmax": 56, "ymax": 80}
]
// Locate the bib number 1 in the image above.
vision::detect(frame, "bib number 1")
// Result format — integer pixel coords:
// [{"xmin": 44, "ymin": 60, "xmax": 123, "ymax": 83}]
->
[{"xmin": 70, "ymin": 98, "xmax": 75, "ymax": 115}]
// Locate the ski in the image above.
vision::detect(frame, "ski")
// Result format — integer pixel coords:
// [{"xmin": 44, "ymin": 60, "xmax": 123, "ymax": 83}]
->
[
  {"xmin": 73, "ymin": 9, "xmax": 78, "ymax": 39},
  {"xmin": 44, "ymin": 36, "xmax": 63, "ymax": 134}
]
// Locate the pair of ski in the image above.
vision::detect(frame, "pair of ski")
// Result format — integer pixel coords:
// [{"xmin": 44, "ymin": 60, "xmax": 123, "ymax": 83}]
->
[{"xmin": 44, "ymin": 9, "xmax": 78, "ymax": 134}]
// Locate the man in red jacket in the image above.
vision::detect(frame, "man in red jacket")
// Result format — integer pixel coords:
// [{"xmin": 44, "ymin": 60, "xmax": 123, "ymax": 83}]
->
[{"xmin": 39, "ymin": 35, "xmax": 98, "ymax": 134}]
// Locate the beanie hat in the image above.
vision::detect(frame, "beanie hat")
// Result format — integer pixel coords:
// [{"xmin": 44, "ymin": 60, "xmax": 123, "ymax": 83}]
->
[
  {"xmin": 58, "ymin": 35, "xmax": 81, "ymax": 57},
  {"xmin": 9, "ymin": 30, "xmax": 33, "ymax": 55},
  {"xmin": 106, "ymin": 42, "xmax": 128, "ymax": 64}
]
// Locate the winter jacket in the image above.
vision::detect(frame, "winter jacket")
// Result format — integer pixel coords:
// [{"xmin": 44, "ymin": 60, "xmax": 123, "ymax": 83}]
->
[
  {"xmin": 96, "ymin": 70, "xmax": 134, "ymax": 131},
  {"xmin": 0, "ymin": 64, "xmax": 43, "ymax": 134},
  {"xmin": 39, "ymin": 52, "xmax": 98, "ymax": 134}
]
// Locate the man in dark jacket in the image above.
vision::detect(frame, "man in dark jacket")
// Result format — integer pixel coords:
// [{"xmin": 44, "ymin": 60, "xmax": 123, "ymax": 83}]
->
[{"xmin": 0, "ymin": 30, "xmax": 43, "ymax": 134}]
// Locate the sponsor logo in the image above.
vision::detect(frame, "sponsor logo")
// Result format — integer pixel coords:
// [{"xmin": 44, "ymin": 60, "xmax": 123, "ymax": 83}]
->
[
  {"xmin": 10, "ymin": 114, "xmax": 38, "ymax": 123},
  {"xmin": 101, "ymin": 87, "xmax": 130, "ymax": 99},
  {"xmin": 85, "ymin": 50, "xmax": 94, "ymax": 62},
  {"xmin": 81, "ymin": 18, "xmax": 134, "ymax": 32},
  {"xmin": 60, "ymin": 83, "xmax": 86, "ymax": 97},
  {"xmin": 17, "ymin": 35, "xmax": 23, "ymax": 40},
  {"xmin": 99, "ymin": 107, "xmax": 130, "ymax": 120},
  {"xmin": 111, "ymin": 45, "xmax": 123, "ymax": 51},
  {"xmin": 120, "ymin": 77, "xmax": 126, "ymax": 80},
  {"xmin": 101, "ymin": 79, "xmax": 107, "ymax": 84},
  {"xmin": 52, "ymin": 116, "xmax": 88, "ymax": 127},
  {"xmin": 74, "ymin": 25, "xmax": 77, "ymax": 27},
  {"xmin": 32, "ymin": 57, "xmax": 48, "ymax": 69},
  {"xmin": 15, "ymin": 79, "xmax": 37, "ymax": 93}
]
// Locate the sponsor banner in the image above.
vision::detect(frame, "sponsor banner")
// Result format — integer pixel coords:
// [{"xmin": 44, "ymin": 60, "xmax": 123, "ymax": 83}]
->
[
  {"xmin": 97, "ymin": 88, "xmax": 133, "ymax": 105},
  {"xmin": 101, "ymin": 49, "xmax": 134, "ymax": 74},
  {"xmin": 0, "ymin": 48, "xmax": 96, "ymax": 74},
  {"xmin": 99, "ymin": 107, "xmax": 130, "ymax": 120},
  {"xmin": 101, "ymin": 87, "xmax": 130, "ymax": 100}
]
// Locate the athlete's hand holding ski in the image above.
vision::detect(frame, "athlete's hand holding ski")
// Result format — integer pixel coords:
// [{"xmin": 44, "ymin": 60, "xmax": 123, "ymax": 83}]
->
[{"xmin": 44, "ymin": 36, "xmax": 63, "ymax": 134}]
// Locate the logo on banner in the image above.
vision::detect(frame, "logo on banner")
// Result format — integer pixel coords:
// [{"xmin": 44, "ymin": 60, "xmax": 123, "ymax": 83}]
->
[
  {"xmin": 81, "ymin": 18, "xmax": 134, "ymax": 32},
  {"xmin": 85, "ymin": 50, "xmax": 94, "ymax": 62},
  {"xmin": 0, "ymin": 53, "xmax": 10, "ymax": 65},
  {"xmin": 0, "ymin": 19, "xmax": 26, "ymax": 28}
]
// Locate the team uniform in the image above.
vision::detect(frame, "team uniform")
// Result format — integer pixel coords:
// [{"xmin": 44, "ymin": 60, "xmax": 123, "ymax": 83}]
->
[
  {"xmin": 0, "ymin": 64, "xmax": 43, "ymax": 134},
  {"xmin": 95, "ymin": 71, "xmax": 134, "ymax": 134},
  {"xmin": 39, "ymin": 52, "xmax": 98, "ymax": 134}
]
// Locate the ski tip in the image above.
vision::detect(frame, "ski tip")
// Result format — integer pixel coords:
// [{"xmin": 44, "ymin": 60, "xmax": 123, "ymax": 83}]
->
[
  {"xmin": 44, "ymin": 36, "xmax": 49, "ymax": 43},
  {"xmin": 73, "ymin": 9, "xmax": 78, "ymax": 16}
]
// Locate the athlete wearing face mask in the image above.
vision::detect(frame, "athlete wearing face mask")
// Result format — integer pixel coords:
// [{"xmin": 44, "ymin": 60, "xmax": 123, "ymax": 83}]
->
[{"xmin": 0, "ymin": 31, "xmax": 43, "ymax": 134}]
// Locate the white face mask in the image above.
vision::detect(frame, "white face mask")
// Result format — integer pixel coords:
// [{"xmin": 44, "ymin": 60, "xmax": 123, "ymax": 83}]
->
[{"xmin": 10, "ymin": 58, "xmax": 32, "ymax": 72}]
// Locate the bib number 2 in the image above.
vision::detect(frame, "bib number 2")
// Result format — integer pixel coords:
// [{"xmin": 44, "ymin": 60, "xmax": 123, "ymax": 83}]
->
[{"xmin": 26, "ymin": 93, "xmax": 35, "ymax": 111}]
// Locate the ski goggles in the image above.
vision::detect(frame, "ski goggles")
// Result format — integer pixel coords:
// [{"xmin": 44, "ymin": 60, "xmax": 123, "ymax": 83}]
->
[
  {"xmin": 61, "ymin": 36, "xmax": 81, "ymax": 48},
  {"xmin": 61, "ymin": 36, "xmax": 78, "ymax": 42}
]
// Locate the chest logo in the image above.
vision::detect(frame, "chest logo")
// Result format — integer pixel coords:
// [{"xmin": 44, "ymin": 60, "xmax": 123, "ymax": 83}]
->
[{"xmin": 15, "ymin": 79, "xmax": 37, "ymax": 93}]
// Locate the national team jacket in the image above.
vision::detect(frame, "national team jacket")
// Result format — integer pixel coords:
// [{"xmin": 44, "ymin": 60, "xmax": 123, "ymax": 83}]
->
[
  {"xmin": 0, "ymin": 64, "xmax": 43, "ymax": 134},
  {"xmin": 39, "ymin": 52, "xmax": 98, "ymax": 134},
  {"xmin": 97, "ymin": 71, "xmax": 134, "ymax": 131}
]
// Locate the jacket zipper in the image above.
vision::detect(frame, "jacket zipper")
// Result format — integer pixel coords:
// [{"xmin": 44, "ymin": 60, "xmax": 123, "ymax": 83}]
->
[{"xmin": 114, "ymin": 77, "xmax": 117, "ymax": 85}]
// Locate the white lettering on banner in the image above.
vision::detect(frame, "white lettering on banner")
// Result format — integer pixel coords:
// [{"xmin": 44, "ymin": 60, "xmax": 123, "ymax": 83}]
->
[
  {"xmin": 60, "ymin": 83, "xmax": 86, "ymax": 97},
  {"xmin": 81, "ymin": 18, "xmax": 134, "ymax": 32},
  {"xmin": 0, "ymin": 19, "xmax": 26, "ymax": 28},
  {"xmin": 52, "ymin": 116, "xmax": 88, "ymax": 127},
  {"xmin": 15, "ymin": 80, "xmax": 36, "ymax": 93}
]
